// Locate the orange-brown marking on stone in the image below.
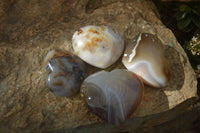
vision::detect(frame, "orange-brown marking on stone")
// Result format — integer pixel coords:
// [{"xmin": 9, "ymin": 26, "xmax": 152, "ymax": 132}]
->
[
  {"xmin": 55, "ymin": 58, "xmax": 68, "ymax": 70},
  {"xmin": 86, "ymin": 34, "xmax": 90, "ymax": 39},
  {"xmin": 112, "ymin": 28, "xmax": 116, "ymax": 33},
  {"xmin": 52, "ymin": 80, "xmax": 63, "ymax": 86},
  {"xmin": 55, "ymin": 58, "xmax": 63, "ymax": 66},
  {"xmin": 100, "ymin": 26, "xmax": 105, "ymax": 31},
  {"xmin": 77, "ymin": 29, "xmax": 83, "ymax": 35},
  {"xmin": 52, "ymin": 49, "xmax": 70, "ymax": 59},
  {"xmin": 47, "ymin": 71, "xmax": 51, "ymax": 75},
  {"xmin": 83, "ymin": 37, "xmax": 102, "ymax": 52},
  {"xmin": 44, "ymin": 49, "xmax": 70, "ymax": 66},
  {"xmin": 100, "ymin": 36, "xmax": 106, "ymax": 42},
  {"xmin": 91, "ymin": 37, "xmax": 102, "ymax": 43},
  {"xmin": 89, "ymin": 27, "xmax": 100, "ymax": 34},
  {"xmin": 54, "ymin": 71, "xmax": 66, "ymax": 78},
  {"xmin": 71, "ymin": 57, "xmax": 78, "ymax": 64},
  {"xmin": 83, "ymin": 41, "xmax": 97, "ymax": 52},
  {"xmin": 163, "ymin": 65, "xmax": 171, "ymax": 82}
]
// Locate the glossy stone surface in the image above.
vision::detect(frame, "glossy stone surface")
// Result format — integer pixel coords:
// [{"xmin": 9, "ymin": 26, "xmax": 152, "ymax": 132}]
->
[
  {"xmin": 72, "ymin": 25, "xmax": 124, "ymax": 68},
  {"xmin": 81, "ymin": 69, "xmax": 144, "ymax": 125},
  {"xmin": 44, "ymin": 49, "xmax": 87, "ymax": 96},
  {"xmin": 122, "ymin": 33, "xmax": 171, "ymax": 88}
]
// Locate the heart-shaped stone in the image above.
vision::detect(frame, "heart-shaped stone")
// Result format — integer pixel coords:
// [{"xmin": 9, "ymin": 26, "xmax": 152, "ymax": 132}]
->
[
  {"xmin": 44, "ymin": 49, "xmax": 87, "ymax": 97},
  {"xmin": 122, "ymin": 33, "xmax": 171, "ymax": 88},
  {"xmin": 81, "ymin": 69, "xmax": 144, "ymax": 125},
  {"xmin": 72, "ymin": 25, "xmax": 124, "ymax": 69}
]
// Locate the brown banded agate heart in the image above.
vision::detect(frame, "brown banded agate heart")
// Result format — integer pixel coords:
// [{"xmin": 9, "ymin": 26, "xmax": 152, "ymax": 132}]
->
[{"xmin": 122, "ymin": 33, "xmax": 171, "ymax": 88}]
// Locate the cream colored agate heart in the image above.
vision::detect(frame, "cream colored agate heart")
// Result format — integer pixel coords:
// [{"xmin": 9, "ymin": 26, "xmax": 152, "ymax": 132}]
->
[
  {"xmin": 122, "ymin": 33, "xmax": 171, "ymax": 88},
  {"xmin": 72, "ymin": 25, "xmax": 124, "ymax": 69}
]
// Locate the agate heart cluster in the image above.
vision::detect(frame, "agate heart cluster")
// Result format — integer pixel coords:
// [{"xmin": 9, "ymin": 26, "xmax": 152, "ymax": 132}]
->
[{"xmin": 44, "ymin": 25, "xmax": 171, "ymax": 126}]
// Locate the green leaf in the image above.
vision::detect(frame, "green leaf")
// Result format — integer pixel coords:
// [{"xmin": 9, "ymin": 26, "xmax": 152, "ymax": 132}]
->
[
  {"xmin": 176, "ymin": 11, "xmax": 187, "ymax": 20},
  {"xmin": 177, "ymin": 16, "xmax": 192, "ymax": 30},
  {"xmin": 179, "ymin": 4, "xmax": 188, "ymax": 12},
  {"xmin": 179, "ymin": 4, "xmax": 191, "ymax": 13}
]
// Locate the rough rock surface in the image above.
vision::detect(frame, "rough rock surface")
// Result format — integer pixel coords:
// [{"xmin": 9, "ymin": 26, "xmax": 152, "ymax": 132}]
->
[{"xmin": 0, "ymin": 0, "xmax": 197, "ymax": 132}]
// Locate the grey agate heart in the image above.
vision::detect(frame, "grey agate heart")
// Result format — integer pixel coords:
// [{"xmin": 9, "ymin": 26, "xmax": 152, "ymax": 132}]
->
[{"xmin": 81, "ymin": 69, "xmax": 144, "ymax": 125}]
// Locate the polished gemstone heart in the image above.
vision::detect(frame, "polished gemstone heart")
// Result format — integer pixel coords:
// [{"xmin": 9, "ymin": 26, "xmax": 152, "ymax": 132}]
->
[
  {"xmin": 44, "ymin": 49, "xmax": 87, "ymax": 97},
  {"xmin": 122, "ymin": 33, "xmax": 171, "ymax": 88},
  {"xmin": 72, "ymin": 25, "xmax": 124, "ymax": 69},
  {"xmin": 81, "ymin": 69, "xmax": 144, "ymax": 125}
]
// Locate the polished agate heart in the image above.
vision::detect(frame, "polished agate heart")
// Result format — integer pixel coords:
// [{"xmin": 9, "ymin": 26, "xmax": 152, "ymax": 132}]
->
[
  {"xmin": 81, "ymin": 69, "xmax": 144, "ymax": 125},
  {"xmin": 72, "ymin": 25, "xmax": 124, "ymax": 68},
  {"xmin": 122, "ymin": 33, "xmax": 171, "ymax": 88},
  {"xmin": 44, "ymin": 49, "xmax": 87, "ymax": 97}
]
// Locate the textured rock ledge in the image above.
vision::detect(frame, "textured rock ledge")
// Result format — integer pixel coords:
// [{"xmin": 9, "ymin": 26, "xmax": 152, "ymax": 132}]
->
[
  {"xmin": 0, "ymin": 0, "xmax": 197, "ymax": 132},
  {"xmin": 49, "ymin": 97, "xmax": 200, "ymax": 133}
]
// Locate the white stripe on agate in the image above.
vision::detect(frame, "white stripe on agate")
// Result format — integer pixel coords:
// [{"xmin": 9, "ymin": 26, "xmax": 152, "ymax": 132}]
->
[
  {"xmin": 47, "ymin": 62, "xmax": 54, "ymax": 71},
  {"xmin": 106, "ymin": 84, "xmax": 125, "ymax": 123},
  {"xmin": 126, "ymin": 60, "xmax": 165, "ymax": 87},
  {"xmin": 101, "ymin": 75, "xmax": 125, "ymax": 123},
  {"xmin": 128, "ymin": 33, "xmax": 142, "ymax": 63}
]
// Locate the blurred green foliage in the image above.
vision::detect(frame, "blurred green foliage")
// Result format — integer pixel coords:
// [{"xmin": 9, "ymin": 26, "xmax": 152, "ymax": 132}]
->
[
  {"xmin": 156, "ymin": 1, "xmax": 200, "ymax": 33},
  {"xmin": 176, "ymin": 2, "xmax": 200, "ymax": 32},
  {"xmin": 155, "ymin": 1, "xmax": 200, "ymax": 69}
]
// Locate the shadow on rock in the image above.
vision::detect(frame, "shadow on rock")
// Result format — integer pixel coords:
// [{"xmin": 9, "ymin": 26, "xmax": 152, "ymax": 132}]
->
[{"xmin": 164, "ymin": 46, "xmax": 185, "ymax": 91}]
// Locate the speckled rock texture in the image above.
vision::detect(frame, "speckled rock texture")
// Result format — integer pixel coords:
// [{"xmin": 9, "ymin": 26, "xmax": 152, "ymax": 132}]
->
[{"xmin": 0, "ymin": 0, "xmax": 197, "ymax": 132}]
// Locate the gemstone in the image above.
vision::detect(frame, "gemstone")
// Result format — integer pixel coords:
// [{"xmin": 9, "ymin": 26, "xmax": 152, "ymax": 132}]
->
[
  {"xmin": 44, "ymin": 49, "xmax": 87, "ymax": 96},
  {"xmin": 81, "ymin": 69, "xmax": 144, "ymax": 125},
  {"xmin": 122, "ymin": 33, "xmax": 171, "ymax": 88},
  {"xmin": 72, "ymin": 25, "xmax": 124, "ymax": 68}
]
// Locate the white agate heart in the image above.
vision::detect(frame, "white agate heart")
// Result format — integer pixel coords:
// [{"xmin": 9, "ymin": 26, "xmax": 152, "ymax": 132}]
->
[
  {"xmin": 72, "ymin": 25, "xmax": 124, "ymax": 69},
  {"xmin": 81, "ymin": 69, "xmax": 144, "ymax": 125},
  {"xmin": 122, "ymin": 33, "xmax": 171, "ymax": 88}
]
